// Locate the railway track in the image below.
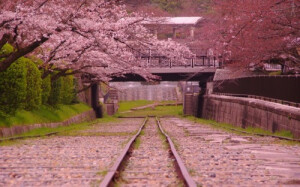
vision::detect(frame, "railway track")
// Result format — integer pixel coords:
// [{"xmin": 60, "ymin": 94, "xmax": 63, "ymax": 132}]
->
[
  {"xmin": 100, "ymin": 117, "xmax": 196, "ymax": 187},
  {"xmin": 160, "ymin": 117, "xmax": 300, "ymax": 186},
  {"xmin": 0, "ymin": 118, "xmax": 145, "ymax": 187},
  {"xmin": 3, "ymin": 116, "xmax": 298, "ymax": 186}
]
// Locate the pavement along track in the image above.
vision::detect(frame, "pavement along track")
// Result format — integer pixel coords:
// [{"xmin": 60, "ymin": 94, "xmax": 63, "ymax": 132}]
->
[
  {"xmin": 100, "ymin": 117, "xmax": 196, "ymax": 187},
  {"xmin": 160, "ymin": 117, "xmax": 300, "ymax": 186},
  {"xmin": 0, "ymin": 118, "xmax": 145, "ymax": 186}
]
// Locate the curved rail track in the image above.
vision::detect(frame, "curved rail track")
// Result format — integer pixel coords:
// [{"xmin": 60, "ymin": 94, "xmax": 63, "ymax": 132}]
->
[{"xmin": 100, "ymin": 117, "xmax": 196, "ymax": 187}]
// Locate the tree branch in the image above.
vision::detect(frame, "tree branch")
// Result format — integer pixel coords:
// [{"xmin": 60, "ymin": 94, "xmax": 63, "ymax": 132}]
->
[
  {"xmin": 0, "ymin": 35, "xmax": 49, "ymax": 72},
  {"xmin": 0, "ymin": 33, "xmax": 12, "ymax": 50}
]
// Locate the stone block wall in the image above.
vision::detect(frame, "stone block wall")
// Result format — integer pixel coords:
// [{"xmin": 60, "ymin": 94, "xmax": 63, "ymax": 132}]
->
[{"xmin": 202, "ymin": 95, "xmax": 300, "ymax": 138}]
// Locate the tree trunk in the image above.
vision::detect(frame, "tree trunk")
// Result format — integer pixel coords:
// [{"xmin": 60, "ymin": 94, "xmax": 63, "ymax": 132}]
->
[{"xmin": 0, "ymin": 33, "xmax": 11, "ymax": 50}]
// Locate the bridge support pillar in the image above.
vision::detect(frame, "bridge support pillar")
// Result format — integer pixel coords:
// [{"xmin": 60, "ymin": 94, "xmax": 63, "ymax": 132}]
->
[
  {"xmin": 91, "ymin": 83, "xmax": 103, "ymax": 118},
  {"xmin": 183, "ymin": 84, "xmax": 199, "ymax": 116},
  {"xmin": 197, "ymin": 82, "xmax": 207, "ymax": 118}
]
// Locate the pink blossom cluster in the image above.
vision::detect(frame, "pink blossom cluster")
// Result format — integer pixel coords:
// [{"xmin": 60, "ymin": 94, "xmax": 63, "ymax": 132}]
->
[{"xmin": 0, "ymin": 0, "xmax": 192, "ymax": 81}]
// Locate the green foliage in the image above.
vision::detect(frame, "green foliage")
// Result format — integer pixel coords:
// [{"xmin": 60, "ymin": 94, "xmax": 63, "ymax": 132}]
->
[
  {"xmin": 60, "ymin": 75, "xmax": 75, "ymax": 104},
  {"xmin": 0, "ymin": 120, "xmax": 93, "ymax": 145},
  {"xmin": 151, "ymin": 0, "xmax": 181, "ymax": 12},
  {"xmin": 195, "ymin": 0, "xmax": 212, "ymax": 12},
  {"xmin": 0, "ymin": 103, "xmax": 91, "ymax": 127},
  {"xmin": 28, "ymin": 55, "xmax": 44, "ymax": 66},
  {"xmin": 24, "ymin": 58, "xmax": 42, "ymax": 110},
  {"xmin": 48, "ymin": 74, "xmax": 76, "ymax": 106},
  {"xmin": 118, "ymin": 100, "xmax": 155, "ymax": 112},
  {"xmin": 48, "ymin": 76, "xmax": 62, "ymax": 106},
  {"xmin": 269, "ymin": 71, "xmax": 282, "ymax": 76},
  {"xmin": 0, "ymin": 43, "xmax": 14, "ymax": 57},
  {"xmin": 185, "ymin": 117, "xmax": 294, "ymax": 139},
  {"xmin": 117, "ymin": 102, "xmax": 182, "ymax": 117},
  {"xmin": 0, "ymin": 58, "xmax": 27, "ymax": 115},
  {"xmin": 41, "ymin": 75, "xmax": 51, "ymax": 105},
  {"xmin": 0, "ymin": 44, "xmax": 81, "ymax": 118}
]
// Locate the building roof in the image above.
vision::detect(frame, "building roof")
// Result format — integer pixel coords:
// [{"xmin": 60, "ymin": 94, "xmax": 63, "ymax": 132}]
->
[{"xmin": 143, "ymin": 17, "xmax": 203, "ymax": 25}]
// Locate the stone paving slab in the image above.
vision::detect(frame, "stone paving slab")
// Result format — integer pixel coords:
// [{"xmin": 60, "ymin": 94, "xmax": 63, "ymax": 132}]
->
[
  {"xmin": 0, "ymin": 118, "xmax": 143, "ymax": 187},
  {"xmin": 161, "ymin": 117, "xmax": 300, "ymax": 187}
]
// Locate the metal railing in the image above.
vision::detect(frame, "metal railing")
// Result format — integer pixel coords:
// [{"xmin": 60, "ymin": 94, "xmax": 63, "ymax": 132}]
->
[
  {"xmin": 131, "ymin": 48, "xmax": 223, "ymax": 69},
  {"xmin": 140, "ymin": 55, "xmax": 223, "ymax": 68}
]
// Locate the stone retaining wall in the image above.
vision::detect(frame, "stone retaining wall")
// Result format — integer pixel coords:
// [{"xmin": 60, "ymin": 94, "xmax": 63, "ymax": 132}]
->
[
  {"xmin": 0, "ymin": 110, "xmax": 96, "ymax": 138},
  {"xmin": 202, "ymin": 95, "xmax": 300, "ymax": 138}
]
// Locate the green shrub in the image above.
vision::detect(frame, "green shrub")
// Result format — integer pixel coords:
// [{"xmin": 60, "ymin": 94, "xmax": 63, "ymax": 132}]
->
[
  {"xmin": 0, "ymin": 58, "xmax": 27, "ymax": 114},
  {"xmin": 0, "ymin": 43, "xmax": 14, "ymax": 57},
  {"xmin": 48, "ymin": 76, "xmax": 63, "ymax": 106},
  {"xmin": 24, "ymin": 58, "xmax": 42, "ymax": 110},
  {"xmin": 60, "ymin": 75, "xmax": 75, "ymax": 104},
  {"xmin": 41, "ymin": 75, "xmax": 51, "ymax": 105},
  {"xmin": 28, "ymin": 55, "xmax": 52, "ymax": 105},
  {"xmin": 48, "ymin": 74, "xmax": 76, "ymax": 106}
]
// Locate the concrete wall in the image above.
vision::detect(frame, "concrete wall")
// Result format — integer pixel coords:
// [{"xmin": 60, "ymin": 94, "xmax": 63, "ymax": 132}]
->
[
  {"xmin": 110, "ymin": 82, "xmax": 179, "ymax": 101},
  {"xmin": 202, "ymin": 95, "xmax": 300, "ymax": 138},
  {"xmin": 0, "ymin": 110, "xmax": 96, "ymax": 138}
]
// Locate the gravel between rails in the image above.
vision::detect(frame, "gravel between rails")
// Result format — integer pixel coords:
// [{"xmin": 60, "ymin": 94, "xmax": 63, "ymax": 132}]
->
[
  {"xmin": 0, "ymin": 118, "xmax": 143, "ymax": 187},
  {"xmin": 161, "ymin": 117, "xmax": 300, "ymax": 187},
  {"xmin": 116, "ymin": 118, "xmax": 182, "ymax": 187}
]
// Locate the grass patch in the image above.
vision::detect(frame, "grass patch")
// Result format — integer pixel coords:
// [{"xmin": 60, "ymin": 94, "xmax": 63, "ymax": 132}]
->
[
  {"xmin": 95, "ymin": 114, "xmax": 120, "ymax": 124},
  {"xmin": 188, "ymin": 169, "xmax": 197, "ymax": 176},
  {"xmin": 0, "ymin": 116, "xmax": 120, "ymax": 146},
  {"xmin": 0, "ymin": 103, "xmax": 91, "ymax": 127},
  {"xmin": 0, "ymin": 121, "xmax": 94, "ymax": 143},
  {"xmin": 118, "ymin": 105, "xmax": 182, "ymax": 118},
  {"xmin": 118, "ymin": 100, "xmax": 155, "ymax": 113},
  {"xmin": 157, "ymin": 127, "xmax": 168, "ymax": 150},
  {"xmin": 63, "ymin": 131, "xmax": 135, "ymax": 137},
  {"xmin": 90, "ymin": 180, "xmax": 102, "ymax": 187},
  {"xmin": 156, "ymin": 119, "xmax": 169, "ymax": 150},
  {"xmin": 0, "ymin": 139, "xmax": 23, "ymax": 147},
  {"xmin": 133, "ymin": 129, "xmax": 144, "ymax": 149},
  {"xmin": 184, "ymin": 116, "xmax": 295, "ymax": 139},
  {"xmin": 157, "ymin": 119, "xmax": 181, "ymax": 150},
  {"xmin": 96, "ymin": 170, "xmax": 108, "ymax": 176},
  {"xmin": 269, "ymin": 71, "xmax": 282, "ymax": 76}
]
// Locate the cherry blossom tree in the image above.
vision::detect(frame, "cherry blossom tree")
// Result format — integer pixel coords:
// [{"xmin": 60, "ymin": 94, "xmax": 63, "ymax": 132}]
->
[
  {"xmin": 199, "ymin": 0, "xmax": 299, "ymax": 72},
  {"xmin": 0, "ymin": 0, "xmax": 192, "ymax": 83}
]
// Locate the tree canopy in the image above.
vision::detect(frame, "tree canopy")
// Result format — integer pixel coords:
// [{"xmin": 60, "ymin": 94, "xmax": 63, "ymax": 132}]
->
[
  {"xmin": 200, "ymin": 0, "xmax": 299, "ymax": 72},
  {"xmin": 0, "ymin": 0, "xmax": 191, "ymax": 83}
]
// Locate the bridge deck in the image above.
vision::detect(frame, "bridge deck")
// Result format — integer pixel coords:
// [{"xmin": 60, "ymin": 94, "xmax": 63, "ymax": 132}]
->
[{"xmin": 149, "ymin": 67, "xmax": 217, "ymax": 74}]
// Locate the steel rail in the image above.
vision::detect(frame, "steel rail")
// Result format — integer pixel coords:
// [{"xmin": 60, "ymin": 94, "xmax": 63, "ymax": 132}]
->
[
  {"xmin": 156, "ymin": 117, "xmax": 197, "ymax": 187},
  {"xmin": 99, "ymin": 118, "xmax": 148, "ymax": 187}
]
